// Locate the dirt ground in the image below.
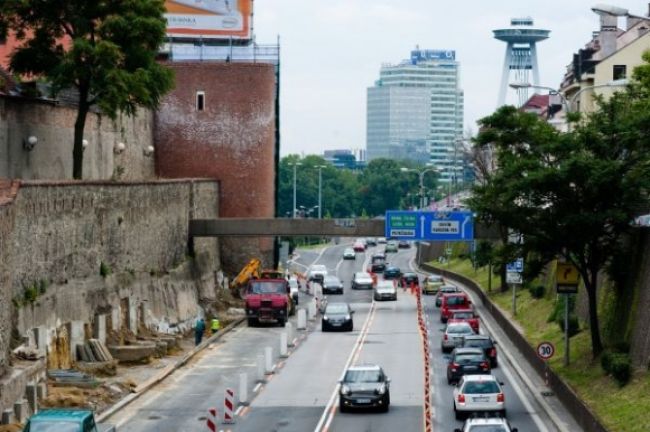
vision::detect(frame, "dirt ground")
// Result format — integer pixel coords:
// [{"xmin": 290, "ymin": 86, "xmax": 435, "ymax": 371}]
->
[
  {"xmin": 41, "ymin": 380, "xmax": 135, "ymax": 413},
  {"xmin": 0, "ymin": 425, "xmax": 21, "ymax": 432}
]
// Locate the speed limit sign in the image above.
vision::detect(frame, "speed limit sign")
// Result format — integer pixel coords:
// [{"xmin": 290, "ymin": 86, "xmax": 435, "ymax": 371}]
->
[{"xmin": 537, "ymin": 342, "xmax": 555, "ymax": 360}]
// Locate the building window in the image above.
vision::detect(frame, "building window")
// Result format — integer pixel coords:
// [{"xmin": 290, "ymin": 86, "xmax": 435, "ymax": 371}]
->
[
  {"xmin": 196, "ymin": 91, "xmax": 205, "ymax": 111},
  {"xmin": 613, "ymin": 65, "xmax": 627, "ymax": 81}
]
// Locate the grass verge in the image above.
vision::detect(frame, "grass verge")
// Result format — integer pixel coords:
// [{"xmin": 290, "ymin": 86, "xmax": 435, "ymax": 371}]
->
[{"xmin": 430, "ymin": 258, "xmax": 650, "ymax": 432}]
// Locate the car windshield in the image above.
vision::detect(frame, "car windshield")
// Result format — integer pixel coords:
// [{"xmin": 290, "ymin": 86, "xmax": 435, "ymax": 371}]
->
[
  {"xmin": 467, "ymin": 427, "xmax": 508, "ymax": 432},
  {"xmin": 249, "ymin": 281, "xmax": 286, "ymax": 294},
  {"xmin": 324, "ymin": 276, "xmax": 339, "ymax": 284},
  {"xmin": 29, "ymin": 422, "xmax": 80, "ymax": 432},
  {"xmin": 463, "ymin": 381, "xmax": 501, "ymax": 394},
  {"xmin": 464, "ymin": 339, "xmax": 492, "ymax": 348},
  {"xmin": 325, "ymin": 304, "xmax": 348, "ymax": 314},
  {"xmin": 448, "ymin": 324, "xmax": 473, "ymax": 334},
  {"xmin": 344, "ymin": 369, "xmax": 382, "ymax": 383},
  {"xmin": 455, "ymin": 353, "xmax": 485, "ymax": 363}
]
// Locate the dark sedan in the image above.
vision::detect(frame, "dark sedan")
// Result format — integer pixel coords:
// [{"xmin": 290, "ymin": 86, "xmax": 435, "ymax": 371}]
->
[
  {"xmin": 339, "ymin": 364, "xmax": 390, "ymax": 412},
  {"xmin": 400, "ymin": 272, "xmax": 419, "ymax": 288},
  {"xmin": 398, "ymin": 240, "xmax": 411, "ymax": 249},
  {"xmin": 462, "ymin": 334, "xmax": 498, "ymax": 368},
  {"xmin": 447, "ymin": 347, "xmax": 491, "ymax": 385},
  {"xmin": 383, "ymin": 266, "xmax": 401, "ymax": 280},
  {"xmin": 322, "ymin": 275, "xmax": 344, "ymax": 294},
  {"xmin": 370, "ymin": 258, "xmax": 387, "ymax": 273},
  {"xmin": 322, "ymin": 302, "xmax": 354, "ymax": 332}
]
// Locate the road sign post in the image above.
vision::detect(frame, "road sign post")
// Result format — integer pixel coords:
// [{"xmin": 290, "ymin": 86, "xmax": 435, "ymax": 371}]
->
[
  {"xmin": 537, "ymin": 341, "xmax": 555, "ymax": 394},
  {"xmin": 506, "ymin": 259, "xmax": 524, "ymax": 316},
  {"xmin": 556, "ymin": 262, "xmax": 579, "ymax": 366}
]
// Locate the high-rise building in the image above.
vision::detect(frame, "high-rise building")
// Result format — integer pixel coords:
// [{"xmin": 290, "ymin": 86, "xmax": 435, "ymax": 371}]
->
[{"xmin": 366, "ymin": 49, "xmax": 464, "ymax": 183}]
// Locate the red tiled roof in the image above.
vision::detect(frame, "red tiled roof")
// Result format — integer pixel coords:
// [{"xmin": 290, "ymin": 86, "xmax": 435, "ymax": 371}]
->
[{"xmin": 522, "ymin": 94, "xmax": 549, "ymax": 110}]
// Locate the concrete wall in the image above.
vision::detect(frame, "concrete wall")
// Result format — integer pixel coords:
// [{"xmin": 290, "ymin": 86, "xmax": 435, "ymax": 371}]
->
[
  {"xmin": 0, "ymin": 179, "xmax": 220, "ymax": 380},
  {"xmin": 0, "ymin": 181, "xmax": 18, "ymax": 376},
  {"xmin": 154, "ymin": 62, "xmax": 277, "ymax": 272},
  {"xmin": 0, "ymin": 97, "xmax": 155, "ymax": 180}
]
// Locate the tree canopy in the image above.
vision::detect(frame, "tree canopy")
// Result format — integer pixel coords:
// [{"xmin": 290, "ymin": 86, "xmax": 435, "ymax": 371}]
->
[{"xmin": 0, "ymin": 0, "xmax": 174, "ymax": 179}]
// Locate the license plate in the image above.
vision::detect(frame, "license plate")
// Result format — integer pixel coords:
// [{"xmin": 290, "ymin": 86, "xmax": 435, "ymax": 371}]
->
[
  {"xmin": 356, "ymin": 399, "xmax": 371, "ymax": 404},
  {"xmin": 331, "ymin": 322, "xmax": 342, "ymax": 326},
  {"xmin": 472, "ymin": 396, "xmax": 489, "ymax": 402},
  {"xmin": 464, "ymin": 366, "xmax": 477, "ymax": 371}
]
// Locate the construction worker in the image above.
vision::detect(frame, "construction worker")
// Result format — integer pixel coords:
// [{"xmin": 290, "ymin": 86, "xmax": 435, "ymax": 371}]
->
[
  {"xmin": 211, "ymin": 316, "xmax": 221, "ymax": 335},
  {"xmin": 194, "ymin": 317, "xmax": 206, "ymax": 346}
]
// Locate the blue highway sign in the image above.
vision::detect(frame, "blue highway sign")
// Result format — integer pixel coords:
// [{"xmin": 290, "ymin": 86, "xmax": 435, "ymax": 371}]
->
[
  {"xmin": 507, "ymin": 258, "xmax": 524, "ymax": 273},
  {"xmin": 384, "ymin": 211, "xmax": 474, "ymax": 241}
]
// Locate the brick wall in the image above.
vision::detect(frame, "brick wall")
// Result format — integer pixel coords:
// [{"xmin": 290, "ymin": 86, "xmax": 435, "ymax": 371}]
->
[
  {"xmin": 0, "ymin": 96, "xmax": 155, "ymax": 180},
  {"xmin": 154, "ymin": 62, "xmax": 277, "ymax": 272}
]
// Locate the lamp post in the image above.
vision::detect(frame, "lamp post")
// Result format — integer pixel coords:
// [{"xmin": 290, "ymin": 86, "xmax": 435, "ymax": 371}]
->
[
  {"xmin": 316, "ymin": 165, "xmax": 327, "ymax": 219},
  {"xmin": 288, "ymin": 161, "xmax": 302, "ymax": 218},
  {"xmin": 400, "ymin": 167, "xmax": 439, "ymax": 209}
]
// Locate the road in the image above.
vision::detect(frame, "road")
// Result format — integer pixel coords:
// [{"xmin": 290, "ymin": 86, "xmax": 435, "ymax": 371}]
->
[{"xmin": 107, "ymin": 241, "xmax": 569, "ymax": 432}]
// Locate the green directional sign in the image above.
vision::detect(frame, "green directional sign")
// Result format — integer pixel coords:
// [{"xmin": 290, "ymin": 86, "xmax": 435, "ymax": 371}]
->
[{"xmin": 387, "ymin": 213, "xmax": 417, "ymax": 237}]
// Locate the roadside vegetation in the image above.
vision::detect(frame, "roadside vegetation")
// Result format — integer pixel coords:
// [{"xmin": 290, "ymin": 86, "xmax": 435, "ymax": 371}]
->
[{"xmin": 430, "ymin": 257, "xmax": 650, "ymax": 431}]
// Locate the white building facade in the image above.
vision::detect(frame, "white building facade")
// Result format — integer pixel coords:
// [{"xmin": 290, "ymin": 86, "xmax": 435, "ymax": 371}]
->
[{"xmin": 366, "ymin": 49, "xmax": 464, "ymax": 183}]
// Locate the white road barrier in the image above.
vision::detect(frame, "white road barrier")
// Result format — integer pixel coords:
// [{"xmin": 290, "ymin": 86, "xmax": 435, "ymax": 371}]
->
[
  {"xmin": 280, "ymin": 332, "xmax": 288, "ymax": 358},
  {"xmin": 223, "ymin": 388, "xmax": 235, "ymax": 424},
  {"xmin": 264, "ymin": 346, "xmax": 274, "ymax": 374},
  {"xmin": 239, "ymin": 373, "xmax": 248, "ymax": 406},
  {"xmin": 307, "ymin": 302, "xmax": 317, "ymax": 321},
  {"xmin": 286, "ymin": 322, "xmax": 295, "ymax": 346},
  {"xmin": 256, "ymin": 354, "xmax": 265, "ymax": 383},
  {"xmin": 297, "ymin": 309, "xmax": 307, "ymax": 330}
]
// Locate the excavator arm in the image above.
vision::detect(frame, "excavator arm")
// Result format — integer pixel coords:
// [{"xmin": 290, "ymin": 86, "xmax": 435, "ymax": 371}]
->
[{"xmin": 230, "ymin": 258, "xmax": 261, "ymax": 296}]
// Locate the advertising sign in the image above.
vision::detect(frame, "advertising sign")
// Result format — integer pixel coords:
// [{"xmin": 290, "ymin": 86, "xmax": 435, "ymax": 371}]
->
[
  {"xmin": 165, "ymin": 0, "xmax": 252, "ymax": 39},
  {"xmin": 410, "ymin": 49, "xmax": 456, "ymax": 64}
]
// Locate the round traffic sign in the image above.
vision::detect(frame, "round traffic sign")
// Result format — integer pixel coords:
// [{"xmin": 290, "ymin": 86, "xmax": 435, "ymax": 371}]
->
[{"xmin": 537, "ymin": 342, "xmax": 555, "ymax": 360}]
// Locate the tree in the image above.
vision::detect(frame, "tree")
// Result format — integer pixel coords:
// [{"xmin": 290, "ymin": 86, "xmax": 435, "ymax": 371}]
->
[
  {"xmin": 470, "ymin": 86, "xmax": 650, "ymax": 357},
  {"xmin": 0, "ymin": 0, "xmax": 174, "ymax": 179}
]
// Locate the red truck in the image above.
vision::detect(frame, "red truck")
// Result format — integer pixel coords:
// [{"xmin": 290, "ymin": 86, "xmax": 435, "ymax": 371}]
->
[
  {"xmin": 245, "ymin": 279, "xmax": 295, "ymax": 327},
  {"xmin": 440, "ymin": 292, "xmax": 472, "ymax": 323},
  {"xmin": 448, "ymin": 308, "xmax": 480, "ymax": 333}
]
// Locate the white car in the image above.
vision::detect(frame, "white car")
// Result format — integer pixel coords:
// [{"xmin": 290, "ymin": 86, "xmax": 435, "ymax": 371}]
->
[
  {"xmin": 351, "ymin": 272, "xmax": 374, "ymax": 290},
  {"xmin": 308, "ymin": 264, "xmax": 328, "ymax": 281},
  {"xmin": 343, "ymin": 248, "xmax": 356, "ymax": 260},
  {"xmin": 453, "ymin": 375, "xmax": 506, "ymax": 420},
  {"xmin": 373, "ymin": 280, "xmax": 397, "ymax": 301},
  {"xmin": 377, "ymin": 237, "xmax": 387, "ymax": 244},
  {"xmin": 288, "ymin": 278, "xmax": 300, "ymax": 305},
  {"xmin": 454, "ymin": 417, "xmax": 518, "ymax": 432}
]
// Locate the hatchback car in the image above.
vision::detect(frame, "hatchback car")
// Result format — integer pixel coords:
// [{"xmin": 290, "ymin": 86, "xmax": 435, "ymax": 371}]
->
[
  {"xmin": 435, "ymin": 284, "xmax": 461, "ymax": 306},
  {"xmin": 343, "ymin": 248, "xmax": 356, "ymax": 260},
  {"xmin": 462, "ymin": 335, "xmax": 498, "ymax": 368},
  {"xmin": 322, "ymin": 302, "xmax": 354, "ymax": 332},
  {"xmin": 385, "ymin": 241, "xmax": 398, "ymax": 253},
  {"xmin": 323, "ymin": 275, "xmax": 344, "ymax": 295},
  {"xmin": 447, "ymin": 347, "xmax": 491, "ymax": 384},
  {"xmin": 383, "ymin": 266, "xmax": 401, "ymax": 280},
  {"xmin": 374, "ymin": 280, "xmax": 397, "ymax": 301},
  {"xmin": 453, "ymin": 375, "xmax": 506, "ymax": 420},
  {"xmin": 440, "ymin": 293, "xmax": 472, "ymax": 323},
  {"xmin": 423, "ymin": 275, "xmax": 444, "ymax": 294},
  {"xmin": 454, "ymin": 417, "xmax": 518, "ymax": 432},
  {"xmin": 449, "ymin": 309, "xmax": 480, "ymax": 333},
  {"xmin": 339, "ymin": 364, "xmax": 390, "ymax": 412},
  {"xmin": 352, "ymin": 272, "xmax": 374, "ymax": 290},
  {"xmin": 441, "ymin": 322, "xmax": 475, "ymax": 353},
  {"xmin": 353, "ymin": 242, "xmax": 365, "ymax": 252},
  {"xmin": 370, "ymin": 256, "xmax": 387, "ymax": 273},
  {"xmin": 398, "ymin": 240, "xmax": 410, "ymax": 249},
  {"xmin": 307, "ymin": 264, "xmax": 328, "ymax": 281}
]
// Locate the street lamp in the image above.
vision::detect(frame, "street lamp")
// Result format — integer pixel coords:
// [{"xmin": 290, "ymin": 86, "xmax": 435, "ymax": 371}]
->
[
  {"xmin": 509, "ymin": 79, "xmax": 629, "ymax": 112},
  {"xmin": 400, "ymin": 167, "xmax": 438, "ymax": 209},
  {"xmin": 316, "ymin": 164, "xmax": 327, "ymax": 219},
  {"xmin": 288, "ymin": 161, "xmax": 302, "ymax": 218}
]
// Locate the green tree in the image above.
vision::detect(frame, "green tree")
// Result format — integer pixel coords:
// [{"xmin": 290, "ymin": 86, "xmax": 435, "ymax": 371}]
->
[
  {"xmin": 0, "ymin": 0, "xmax": 174, "ymax": 179},
  {"xmin": 470, "ymin": 83, "xmax": 650, "ymax": 357}
]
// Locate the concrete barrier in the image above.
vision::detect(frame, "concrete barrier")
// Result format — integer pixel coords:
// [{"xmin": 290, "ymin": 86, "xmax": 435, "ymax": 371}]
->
[
  {"xmin": 286, "ymin": 323, "xmax": 295, "ymax": 347},
  {"xmin": 280, "ymin": 333, "xmax": 288, "ymax": 358},
  {"xmin": 239, "ymin": 373, "xmax": 249, "ymax": 406},
  {"xmin": 297, "ymin": 309, "xmax": 307, "ymax": 330},
  {"xmin": 264, "ymin": 347, "xmax": 274, "ymax": 374},
  {"xmin": 256, "ymin": 355, "xmax": 265, "ymax": 383},
  {"xmin": 108, "ymin": 343, "xmax": 157, "ymax": 363}
]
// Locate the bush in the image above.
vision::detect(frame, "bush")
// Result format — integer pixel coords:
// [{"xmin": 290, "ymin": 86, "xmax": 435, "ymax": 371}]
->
[
  {"xmin": 529, "ymin": 284, "xmax": 545, "ymax": 299},
  {"xmin": 601, "ymin": 351, "xmax": 613, "ymax": 373},
  {"xmin": 612, "ymin": 341, "xmax": 631, "ymax": 354},
  {"xmin": 558, "ymin": 314, "xmax": 580, "ymax": 337},
  {"xmin": 610, "ymin": 353, "xmax": 632, "ymax": 386},
  {"xmin": 100, "ymin": 262, "xmax": 112, "ymax": 278}
]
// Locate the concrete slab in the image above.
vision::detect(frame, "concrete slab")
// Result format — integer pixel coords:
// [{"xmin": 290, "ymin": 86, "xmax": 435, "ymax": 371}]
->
[
  {"xmin": 108, "ymin": 343, "xmax": 157, "ymax": 363},
  {"xmin": 66, "ymin": 321, "xmax": 85, "ymax": 361},
  {"xmin": 94, "ymin": 314, "xmax": 107, "ymax": 344}
]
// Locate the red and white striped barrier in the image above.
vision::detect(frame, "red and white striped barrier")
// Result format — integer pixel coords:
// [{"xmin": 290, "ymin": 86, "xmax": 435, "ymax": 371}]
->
[
  {"xmin": 223, "ymin": 388, "xmax": 235, "ymax": 424},
  {"xmin": 206, "ymin": 408, "xmax": 218, "ymax": 431}
]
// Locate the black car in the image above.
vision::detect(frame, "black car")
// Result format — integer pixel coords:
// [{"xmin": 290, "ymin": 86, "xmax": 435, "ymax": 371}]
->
[
  {"xmin": 398, "ymin": 240, "xmax": 411, "ymax": 249},
  {"xmin": 366, "ymin": 238, "xmax": 378, "ymax": 246},
  {"xmin": 322, "ymin": 302, "xmax": 354, "ymax": 331},
  {"xmin": 383, "ymin": 266, "xmax": 401, "ymax": 280},
  {"xmin": 322, "ymin": 275, "xmax": 344, "ymax": 294},
  {"xmin": 462, "ymin": 335, "xmax": 498, "ymax": 368},
  {"xmin": 400, "ymin": 272, "xmax": 419, "ymax": 288},
  {"xmin": 339, "ymin": 364, "xmax": 390, "ymax": 412},
  {"xmin": 371, "ymin": 257, "xmax": 387, "ymax": 273},
  {"xmin": 446, "ymin": 347, "xmax": 491, "ymax": 385}
]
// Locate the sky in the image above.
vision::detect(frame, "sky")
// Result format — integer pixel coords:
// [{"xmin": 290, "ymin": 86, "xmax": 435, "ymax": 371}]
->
[{"xmin": 254, "ymin": 0, "xmax": 650, "ymax": 157}]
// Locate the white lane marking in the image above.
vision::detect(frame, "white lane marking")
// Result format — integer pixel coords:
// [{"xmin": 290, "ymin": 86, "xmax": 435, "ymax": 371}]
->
[
  {"xmin": 253, "ymin": 383, "xmax": 262, "ymax": 393},
  {"xmin": 313, "ymin": 302, "xmax": 376, "ymax": 432}
]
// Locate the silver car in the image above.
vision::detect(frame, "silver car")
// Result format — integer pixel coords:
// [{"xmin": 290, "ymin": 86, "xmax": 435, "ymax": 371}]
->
[
  {"xmin": 453, "ymin": 375, "xmax": 506, "ymax": 420},
  {"xmin": 441, "ymin": 322, "xmax": 475, "ymax": 353},
  {"xmin": 454, "ymin": 417, "xmax": 518, "ymax": 432},
  {"xmin": 373, "ymin": 280, "xmax": 397, "ymax": 301},
  {"xmin": 351, "ymin": 272, "xmax": 374, "ymax": 290}
]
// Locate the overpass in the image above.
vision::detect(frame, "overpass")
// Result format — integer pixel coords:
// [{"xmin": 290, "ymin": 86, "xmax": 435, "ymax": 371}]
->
[{"xmin": 189, "ymin": 218, "xmax": 499, "ymax": 239}]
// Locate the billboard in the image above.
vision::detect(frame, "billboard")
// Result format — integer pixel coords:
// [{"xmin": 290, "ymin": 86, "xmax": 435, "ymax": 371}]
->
[
  {"xmin": 165, "ymin": 0, "xmax": 252, "ymax": 40},
  {"xmin": 410, "ymin": 49, "xmax": 456, "ymax": 64}
]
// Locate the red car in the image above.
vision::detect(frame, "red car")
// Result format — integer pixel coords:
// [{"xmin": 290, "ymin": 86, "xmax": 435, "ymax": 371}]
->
[
  {"xmin": 440, "ymin": 293, "xmax": 472, "ymax": 323},
  {"xmin": 448, "ymin": 309, "xmax": 479, "ymax": 333},
  {"xmin": 353, "ymin": 242, "xmax": 365, "ymax": 252}
]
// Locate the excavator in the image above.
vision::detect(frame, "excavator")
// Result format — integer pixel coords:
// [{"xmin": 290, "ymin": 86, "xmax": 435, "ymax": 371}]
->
[{"xmin": 230, "ymin": 258, "xmax": 262, "ymax": 298}]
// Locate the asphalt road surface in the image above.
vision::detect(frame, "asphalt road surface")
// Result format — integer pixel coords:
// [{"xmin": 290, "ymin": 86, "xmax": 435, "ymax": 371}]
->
[{"xmin": 107, "ymin": 241, "xmax": 566, "ymax": 432}]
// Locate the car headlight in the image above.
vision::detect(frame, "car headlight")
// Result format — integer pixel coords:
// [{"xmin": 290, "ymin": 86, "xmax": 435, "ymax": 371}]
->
[
  {"xmin": 344, "ymin": 314, "xmax": 351, "ymax": 320},
  {"xmin": 340, "ymin": 385, "xmax": 351, "ymax": 395},
  {"xmin": 376, "ymin": 384, "xmax": 386, "ymax": 395},
  {"xmin": 323, "ymin": 315, "xmax": 329, "ymax": 321}
]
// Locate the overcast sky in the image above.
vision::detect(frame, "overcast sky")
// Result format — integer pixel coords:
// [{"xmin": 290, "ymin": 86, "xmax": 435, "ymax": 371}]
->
[{"xmin": 254, "ymin": 1, "xmax": 650, "ymax": 157}]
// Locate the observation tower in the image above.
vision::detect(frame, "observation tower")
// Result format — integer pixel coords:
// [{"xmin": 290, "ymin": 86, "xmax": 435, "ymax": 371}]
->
[{"xmin": 494, "ymin": 18, "xmax": 550, "ymax": 107}]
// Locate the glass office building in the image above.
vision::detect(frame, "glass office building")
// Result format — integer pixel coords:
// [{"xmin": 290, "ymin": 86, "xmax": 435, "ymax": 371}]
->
[{"xmin": 366, "ymin": 49, "xmax": 464, "ymax": 183}]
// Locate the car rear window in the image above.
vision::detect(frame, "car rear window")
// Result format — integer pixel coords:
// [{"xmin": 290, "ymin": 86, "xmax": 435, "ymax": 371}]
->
[
  {"xmin": 463, "ymin": 381, "xmax": 500, "ymax": 394},
  {"xmin": 448, "ymin": 324, "xmax": 473, "ymax": 334},
  {"xmin": 455, "ymin": 353, "xmax": 485, "ymax": 363},
  {"xmin": 446, "ymin": 295, "xmax": 468, "ymax": 305},
  {"xmin": 453, "ymin": 312, "xmax": 474, "ymax": 319},
  {"xmin": 467, "ymin": 426, "xmax": 508, "ymax": 432},
  {"xmin": 464, "ymin": 339, "xmax": 492, "ymax": 348}
]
